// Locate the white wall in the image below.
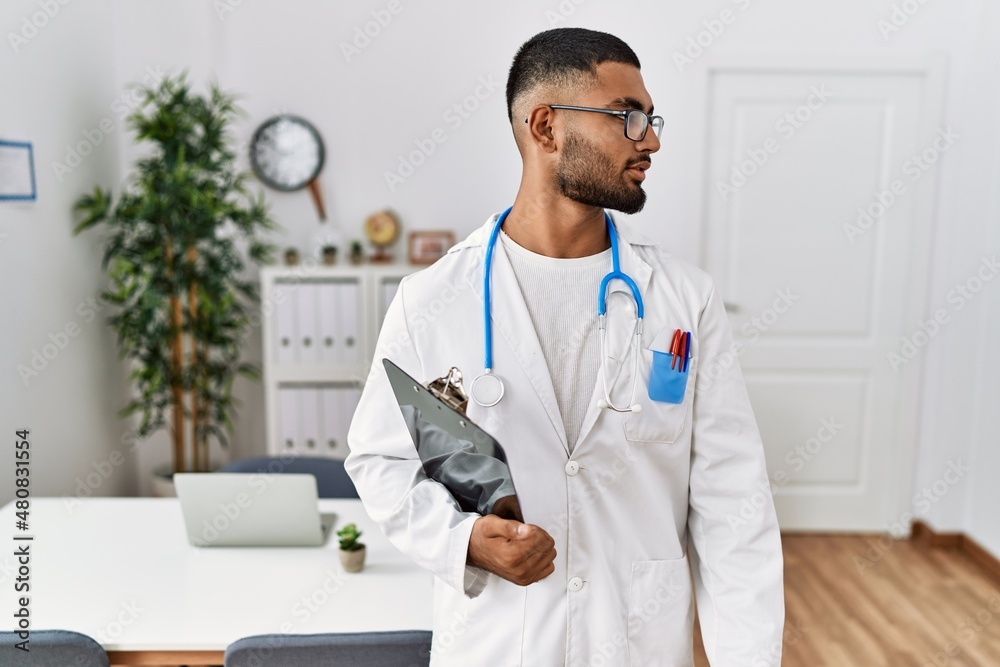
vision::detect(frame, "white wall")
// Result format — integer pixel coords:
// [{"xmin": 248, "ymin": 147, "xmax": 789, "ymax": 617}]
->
[
  {"xmin": 959, "ymin": 0, "xmax": 1000, "ymax": 562},
  {"xmin": 2, "ymin": 0, "xmax": 997, "ymax": 555},
  {"xmin": 0, "ymin": 0, "xmax": 133, "ymax": 497}
]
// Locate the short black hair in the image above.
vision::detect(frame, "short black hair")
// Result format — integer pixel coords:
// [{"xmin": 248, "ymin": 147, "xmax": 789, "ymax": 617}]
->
[{"xmin": 505, "ymin": 28, "xmax": 641, "ymax": 123}]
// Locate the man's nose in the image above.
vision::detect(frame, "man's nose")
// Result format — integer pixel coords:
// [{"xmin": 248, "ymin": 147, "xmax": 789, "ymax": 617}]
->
[{"xmin": 637, "ymin": 128, "xmax": 661, "ymax": 154}]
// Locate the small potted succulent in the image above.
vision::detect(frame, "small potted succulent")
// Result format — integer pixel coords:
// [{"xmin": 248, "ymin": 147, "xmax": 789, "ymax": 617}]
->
[
  {"xmin": 321, "ymin": 244, "xmax": 338, "ymax": 265},
  {"xmin": 337, "ymin": 523, "xmax": 366, "ymax": 572},
  {"xmin": 349, "ymin": 239, "xmax": 364, "ymax": 265},
  {"xmin": 284, "ymin": 247, "xmax": 299, "ymax": 266}
]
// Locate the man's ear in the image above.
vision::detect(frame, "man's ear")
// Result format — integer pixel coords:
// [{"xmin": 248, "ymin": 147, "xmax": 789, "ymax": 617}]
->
[{"xmin": 524, "ymin": 105, "xmax": 559, "ymax": 154}]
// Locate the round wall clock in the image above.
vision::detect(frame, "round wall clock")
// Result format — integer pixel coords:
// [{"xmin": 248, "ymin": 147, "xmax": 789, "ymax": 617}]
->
[{"xmin": 249, "ymin": 115, "xmax": 327, "ymax": 219}]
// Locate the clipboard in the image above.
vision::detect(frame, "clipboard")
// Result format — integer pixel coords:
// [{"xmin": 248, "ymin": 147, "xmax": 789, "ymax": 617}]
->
[{"xmin": 382, "ymin": 358, "xmax": 523, "ymax": 521}]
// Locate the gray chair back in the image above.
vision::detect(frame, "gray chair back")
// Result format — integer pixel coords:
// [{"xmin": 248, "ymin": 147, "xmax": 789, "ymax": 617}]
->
[
  {"xmin": 221, "ymin": 455, "xmax": 359, "ymax": 498},
  {"xmin": 224, "ymin": 630, "xmax": 432, "ymax": 667},
  {"xmin": 0, "ymin": 630, "xmax": 109, "ymax": 666}
]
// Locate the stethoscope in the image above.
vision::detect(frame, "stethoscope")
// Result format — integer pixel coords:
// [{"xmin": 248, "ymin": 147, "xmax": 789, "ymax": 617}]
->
[{"xmin": 470, "ymin": 205, "xmax": 645, "ymax": 413}]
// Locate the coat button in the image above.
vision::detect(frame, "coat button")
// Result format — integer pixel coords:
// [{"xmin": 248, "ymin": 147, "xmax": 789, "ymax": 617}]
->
[
  {"xmin": 565, "ymin": 460, "xmax": 580, "ymax": 476},
  {"xmin": 567, "ymin": 576, "xmax": 584, "ymax": 592}
]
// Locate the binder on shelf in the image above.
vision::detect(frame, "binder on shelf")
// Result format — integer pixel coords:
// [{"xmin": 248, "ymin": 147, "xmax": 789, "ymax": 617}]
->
[
  {"xmin": 299, "ymin": 387, "xmax": 322, "ymax": 453},
  {"xmin": 318, "ymin": 281, "xmax": 339, "ymax": 365},
  {"xmin": 274, "ymin": 282, "xmax": 297, "ymax": 365},
  {"xmin": 278, "ymin": 387, "xmax": 299, "ymax": 452},
  {"xmin": 320, "ymin": 387, "xmax": 342, "ymax": 453},
  {"xmin": 339, "ymin": 280, "xmax": 362, "ymax": 364},
  {"xmin": 295, "ymin": 283, "xmax": 320, "ymax": 365}
]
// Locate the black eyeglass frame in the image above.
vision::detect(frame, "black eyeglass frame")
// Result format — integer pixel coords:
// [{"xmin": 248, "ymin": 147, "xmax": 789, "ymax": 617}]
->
[{"xmin": 530, "ymin": 104, "xmax": 664, "ymax": 141}]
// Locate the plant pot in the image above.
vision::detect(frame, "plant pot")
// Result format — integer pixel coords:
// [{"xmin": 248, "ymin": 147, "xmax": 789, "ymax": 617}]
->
[
  {"xmin": 285, "ymin": 249, "xmax": 300, "ymax": 266},
  {"xmin": 340, "ymin": 545, "xmax": 366, "ymax": 572},
  {"xmin": 151, "ymin": 460, "xmax": 225, "ymax": 497},
  {"xmin": 322, "ymin": 249, "xmax": 338, "ymax": 265},
  {"xmin": 349, "ymin": 252, "xmax": 364, "ymax": 265}
]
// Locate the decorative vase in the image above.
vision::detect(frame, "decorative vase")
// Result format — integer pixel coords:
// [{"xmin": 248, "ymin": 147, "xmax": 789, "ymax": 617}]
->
[{"xmin": 340, "ymin": 545, "xmax": 366, "ymax": 572}]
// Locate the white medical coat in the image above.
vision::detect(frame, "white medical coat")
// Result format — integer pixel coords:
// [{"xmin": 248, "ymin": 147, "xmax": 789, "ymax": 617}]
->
[{"xmin": 345, "ymin": 212, "xmax": 785, "ymax": 666}]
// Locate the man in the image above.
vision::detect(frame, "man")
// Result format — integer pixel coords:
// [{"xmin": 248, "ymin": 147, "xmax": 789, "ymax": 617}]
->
[{"xmin": 346, "ymin": 27, "xmax": 784, "ymax": 666}]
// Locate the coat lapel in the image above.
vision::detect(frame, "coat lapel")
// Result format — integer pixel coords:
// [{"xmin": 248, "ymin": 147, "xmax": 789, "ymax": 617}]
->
[{"xmin": 464, "ymin": 219, "xmax": 571, "ymax": 456}]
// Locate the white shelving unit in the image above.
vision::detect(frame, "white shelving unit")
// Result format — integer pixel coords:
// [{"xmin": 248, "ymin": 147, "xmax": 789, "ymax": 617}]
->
[{"xmin": 260, "ymin": 262, "xmax": 416, "ymax": 459}]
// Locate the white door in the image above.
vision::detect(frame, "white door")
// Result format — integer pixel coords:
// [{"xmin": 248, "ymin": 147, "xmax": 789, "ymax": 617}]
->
[{"xmin": 701, "ymin": 57, "xmax": 947, "ymax": 530}]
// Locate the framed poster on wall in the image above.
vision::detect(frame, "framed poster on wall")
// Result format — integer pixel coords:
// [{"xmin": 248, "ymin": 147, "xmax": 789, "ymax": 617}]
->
[{"xmin": 0, "ymin": 140, "xmax": 37, "ymax": 202}]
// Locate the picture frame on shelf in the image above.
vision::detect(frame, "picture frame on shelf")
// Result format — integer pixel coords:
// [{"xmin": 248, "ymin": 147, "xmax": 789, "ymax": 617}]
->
[{"xmin": 408, "ymin": 230, "xmax": 455, "ymax": 265}]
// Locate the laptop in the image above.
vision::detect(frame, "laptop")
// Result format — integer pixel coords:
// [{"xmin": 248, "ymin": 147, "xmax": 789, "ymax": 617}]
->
[{"xmin": 174, "ymin": 473, "xmax": 337, "ymax": 547}]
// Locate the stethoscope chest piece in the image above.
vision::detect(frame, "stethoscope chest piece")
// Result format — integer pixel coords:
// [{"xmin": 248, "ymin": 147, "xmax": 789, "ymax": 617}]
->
[{"xmin": 471, "ymin": 371, "xmax": 504, "ymax": 407}]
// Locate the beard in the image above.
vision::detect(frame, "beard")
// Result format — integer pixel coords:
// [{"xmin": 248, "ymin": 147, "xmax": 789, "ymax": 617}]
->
[{"xmin": 555, "ymin": 131, "xmax": 648, "ymax": 214}]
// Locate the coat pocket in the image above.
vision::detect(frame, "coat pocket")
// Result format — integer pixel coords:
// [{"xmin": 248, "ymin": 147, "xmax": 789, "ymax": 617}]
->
[
  {"xmin": 648, "ymin": 350, "xmax": 689, "ymax": 403},
  {"xmin": 627, "ymin": 555, "xmax": 695, "ymax": 666},
  {"xmin": 623, "ymin": 349, "xmax": 696, "ymax": 444}
]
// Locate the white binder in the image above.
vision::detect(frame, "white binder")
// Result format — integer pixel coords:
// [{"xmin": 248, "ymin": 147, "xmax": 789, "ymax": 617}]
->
[
  {"xmin": 298, "ymin": 387, "xmax": 321, "ymax": 453},
  {"xmin": 317, "ymin": 281, "xmax": 339, "ymax": 365},
  {"xmin": 295, "ymin": 283, "xmax": 320, "ymax": 364},
  {"xmin": 278, "ymin": 387, "xmax": 299, "ymax": 452},
  {"xmin": 274, "ymin": 282, "xmax": 297, "ymax": 365},
  {"xmin": 339, "ymin": 280, "xmax": 362, "ymax": 363},
  {"xmin": 320, "ymin": 387, "xmax": 343, "ymax": 454}
]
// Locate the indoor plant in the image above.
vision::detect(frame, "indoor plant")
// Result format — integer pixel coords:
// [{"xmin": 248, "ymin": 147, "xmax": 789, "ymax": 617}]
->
[
  {"xmin": 337, "ymin": 523, "xmax": 366, "ymax": 572},
  {"xmin": 321, "ymin": 244, "xmax": 338, "ymax": 265},
  {"xmin": 72, "ymin": 72, "xmax": 276, "ymax": 492},
  {"xmin": 349, "ymin": 239, "xmax": 365, "ymax": 264}
]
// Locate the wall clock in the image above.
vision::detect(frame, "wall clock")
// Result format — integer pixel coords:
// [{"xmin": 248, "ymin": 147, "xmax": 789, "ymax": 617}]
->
[{"xmin": 249, "ymin": 114, "xmax": 327, "ymax": 220}]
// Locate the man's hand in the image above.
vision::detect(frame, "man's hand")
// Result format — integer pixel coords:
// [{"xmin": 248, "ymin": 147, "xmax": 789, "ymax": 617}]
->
[
  {"xmin": 466, "ymin": 514, "xmax": 556, "ymax": 586},
  {"xmin": 491, "ymin": 494, "xmax": 524, "ymax": 522}
]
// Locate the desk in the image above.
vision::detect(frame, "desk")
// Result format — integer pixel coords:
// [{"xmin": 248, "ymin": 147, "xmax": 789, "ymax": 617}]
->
[{"xmin": 0, "ymin": 497, "xmax": 433, "ymax": 665}]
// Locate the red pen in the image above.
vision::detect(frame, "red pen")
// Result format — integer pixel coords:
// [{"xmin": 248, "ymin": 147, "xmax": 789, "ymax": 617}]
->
[{"xmin": 670, "ymin": 329, "xmax": 681, "ymax": 369}]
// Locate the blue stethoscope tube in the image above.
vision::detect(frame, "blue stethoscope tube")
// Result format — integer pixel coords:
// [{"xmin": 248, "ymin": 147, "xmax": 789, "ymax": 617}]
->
[{"xmin": 472, "ymin": 205, "xmax": 645, "ymax": 412}]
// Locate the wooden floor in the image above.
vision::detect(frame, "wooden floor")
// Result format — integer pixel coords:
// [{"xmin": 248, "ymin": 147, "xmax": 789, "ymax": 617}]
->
[{"xmin": 693, "ymin": 534, "xmax": 1000, "ymax": 667}]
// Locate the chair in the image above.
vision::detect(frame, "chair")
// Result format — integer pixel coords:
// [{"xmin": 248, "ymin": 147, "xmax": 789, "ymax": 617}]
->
[
  {"xmin": 224, "ymin": 630, "xmax": 432, "ymax": 667},
  {"xmin": 0, "ymin": 630, "xmax": 109, "ymax": 666},
  {"xmin": 220, "ymin": 455, "xmax": 359, "ymax": 499}
]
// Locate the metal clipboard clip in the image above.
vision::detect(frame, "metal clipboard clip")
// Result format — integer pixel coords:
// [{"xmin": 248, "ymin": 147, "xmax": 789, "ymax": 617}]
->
[{"xmin": 426, "ymin": 367, "xmax": 470, "ymax": 416}]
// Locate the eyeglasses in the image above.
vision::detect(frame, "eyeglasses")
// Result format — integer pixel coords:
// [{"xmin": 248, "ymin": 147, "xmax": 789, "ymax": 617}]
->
[{"xmin": 541, "ymin": 104, "xmax": 664, "ymax": 142}]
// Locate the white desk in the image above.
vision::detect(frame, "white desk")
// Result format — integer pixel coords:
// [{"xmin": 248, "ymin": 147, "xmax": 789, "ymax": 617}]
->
[{"xmin": 0, "ymin": 497, "xmax": 433, "ymax": 665}]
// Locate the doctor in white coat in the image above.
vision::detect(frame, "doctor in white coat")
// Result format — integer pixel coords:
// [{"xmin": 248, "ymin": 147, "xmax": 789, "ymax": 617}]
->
[{"xmin": 346, "ymin": 27, "xmax": 785, "ymax": 666}]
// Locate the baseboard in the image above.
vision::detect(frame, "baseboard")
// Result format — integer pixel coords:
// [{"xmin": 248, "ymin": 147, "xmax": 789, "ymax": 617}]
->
[
  {"xmin": 910, "ymin": 520, "xmax": 962, "ymax": 548},
  {"xmin": 911, "ymin": 519, "xmax": 1000, "ymax": 582}
]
